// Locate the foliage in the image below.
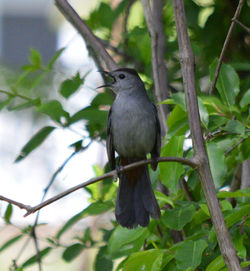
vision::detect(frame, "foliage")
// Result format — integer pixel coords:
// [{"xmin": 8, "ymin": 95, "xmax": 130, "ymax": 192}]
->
[{"xmin": 0, "ymin": 0, "xmax": 250, "ymax": 271}]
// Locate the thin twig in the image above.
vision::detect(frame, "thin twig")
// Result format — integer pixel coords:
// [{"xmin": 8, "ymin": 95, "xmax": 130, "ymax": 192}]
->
[
  {"xmin": 141, "ymin": 0, "xmax": 169, "ymax": 135},
  {"xmin": 225, "ymin": 137, "xmax": 246, "ymax": 156},
  {"xmin": 232, "ymin": 18, "xmax": 250, "ymax": 33},
  {"xmin": 54, "ymin": 0, "xmax": 118, "ymax": 71},
  {"xmin": 0, "ymin": 156, "xmax": 196, "ymax": 216},
  {"xmin": 173, "ymin": 1, "xmax": 241, "ymax": 270},
  {"xmin": 0, "ymin": 195, "xmax": 32, "ymax": 210},
  {"xmin": 210, "ymin": 0, "xmax": 245, "ymax": 94}
]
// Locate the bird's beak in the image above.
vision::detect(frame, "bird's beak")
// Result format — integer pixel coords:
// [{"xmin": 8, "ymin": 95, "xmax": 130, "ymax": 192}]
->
[{"xmin": 97, "ymin": 70, "xmax": 116, "ymax": 89}]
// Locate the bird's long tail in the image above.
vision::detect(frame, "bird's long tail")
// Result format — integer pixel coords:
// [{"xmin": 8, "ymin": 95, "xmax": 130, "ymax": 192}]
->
[{"xmin": 115, "ymin": 160, "xmax": 160, "ymax": 228}]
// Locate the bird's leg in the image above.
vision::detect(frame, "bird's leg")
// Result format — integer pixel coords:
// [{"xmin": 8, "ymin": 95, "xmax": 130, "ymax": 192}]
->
[{"xmin": 113, "ymin": 165, "xmax": 124, "ymax": 182}]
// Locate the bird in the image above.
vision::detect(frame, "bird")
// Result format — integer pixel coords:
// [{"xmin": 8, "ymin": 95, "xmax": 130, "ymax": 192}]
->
[{"xmin": 99, "ymin": 68, "xmax": 161, "ymax": 228}]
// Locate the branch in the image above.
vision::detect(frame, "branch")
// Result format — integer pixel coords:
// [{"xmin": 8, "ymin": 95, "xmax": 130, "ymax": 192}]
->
[
  {"xmin": 0, "ymin": 156, "xmax": 196, "ymax": 216},
  {"xmin": 54, "ymin": 0, "xmax": 118, "ymax": 71},
  {"xmin": 232, "ymin": 18, "xmax": 250, "ymax": 33},
  {"xmin": 172, "ymin": 1, "xmax": 241, "ymax": 270},
  {"xmin": 210, "ymin": 0, "xmax": 245, "ymax": 94},
  {"xmin": 141, "ymin": 0, "xmax": 169, "ymax": 135}
]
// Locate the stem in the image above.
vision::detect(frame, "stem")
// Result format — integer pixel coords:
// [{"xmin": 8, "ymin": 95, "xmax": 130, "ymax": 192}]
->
[
  {"xmin": 210, "ymin": 0, "xmax": 245, "ymax": 94},
  {"xmin": 172, "ymin": 1, "xmax": 241, "ymax": 270}
]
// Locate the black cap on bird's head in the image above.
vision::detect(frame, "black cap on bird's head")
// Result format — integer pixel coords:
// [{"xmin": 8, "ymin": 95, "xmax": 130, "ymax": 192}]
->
[{"xmin": 97, "ymin": 68, "xmax": 143, "ymax": 93}]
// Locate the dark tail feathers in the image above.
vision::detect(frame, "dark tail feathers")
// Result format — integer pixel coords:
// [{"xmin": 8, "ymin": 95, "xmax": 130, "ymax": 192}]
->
[{"xmin": 115, "ymin": 165, "xmax": 160, "ymax": 228}]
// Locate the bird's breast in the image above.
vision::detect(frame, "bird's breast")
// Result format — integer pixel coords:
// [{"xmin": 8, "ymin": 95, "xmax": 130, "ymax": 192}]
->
[{"xmin": 111, "ymin": 95, "xmax": 156, "ymax": 158}]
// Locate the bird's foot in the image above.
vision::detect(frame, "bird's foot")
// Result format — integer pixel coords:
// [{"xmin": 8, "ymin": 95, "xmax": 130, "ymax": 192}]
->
[{"xmin": 113, "ymin": 165, "xmax": 124, "ymax": 182}]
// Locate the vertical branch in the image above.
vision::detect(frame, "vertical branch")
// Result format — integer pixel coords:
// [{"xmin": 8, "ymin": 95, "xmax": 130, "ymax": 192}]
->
[
  {"xmin": 142, "ymin": 0, "xmax": 169, "ymax": 135},
  {"xmin": 210, "ymin": 0, "xmax": 245, "ymax": 94},
  {"xmin": 172, "ymin": 1, "xmax": 241, "ymax": 270}
]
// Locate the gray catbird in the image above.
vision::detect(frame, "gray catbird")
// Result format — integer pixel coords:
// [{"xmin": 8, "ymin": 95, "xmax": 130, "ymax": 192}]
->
[{"xmin": 99, "ymin": 68, "xmax": 161, "ymax": 228}]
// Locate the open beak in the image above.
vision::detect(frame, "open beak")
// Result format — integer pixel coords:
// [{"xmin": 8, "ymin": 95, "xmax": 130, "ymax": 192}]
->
[{"xmin": 97, "ymin": 70, "xmax": 116, "ymax": 89}]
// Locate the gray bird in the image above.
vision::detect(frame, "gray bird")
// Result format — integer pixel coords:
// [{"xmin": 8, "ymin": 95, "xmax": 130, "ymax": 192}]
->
[{"xmin": 99, "ymin": 68, "xmax": 161, "ymax": 228}]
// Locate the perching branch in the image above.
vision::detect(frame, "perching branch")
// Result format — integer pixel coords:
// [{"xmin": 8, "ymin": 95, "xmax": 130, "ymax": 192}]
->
[
  {"xmin": 210, "ymin": 0, "xmax": 245, "ymax": 94},
  {"xmin": 54, "ymin": 0, "xmax": 118, "ymax": 71},
  {"xmin": 172, "ymin": 1, "xmax": 241, "ymax": 270},
  {"xmin": 232, "ymin": 18, "xmax": 250, "ymax": 33},
  {"xmin": 0, "ymin": 156, "xmax": 196, "ymax": 216},
  {"xmin": 141, "ymin": 0, "xmax": 169, "ymax": 134}
]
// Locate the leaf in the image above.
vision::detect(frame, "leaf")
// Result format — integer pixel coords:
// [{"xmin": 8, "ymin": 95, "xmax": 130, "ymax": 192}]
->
[
  {"xmin": 225, "ymin": 204, "xmax": 250, "ymax": 228},
  {"xmin": 0, "ymin": 96, "xmax": 13, "ymax": 111},
  {"xmin": 217, "ymin": 189, "xmax": 250, "ymax": 199},
  {"xmin": 206, "ymin": 142, "xmax": 227, "ymax": 188},
  {"xmin": 240, "ymin": 89, "xmax": 250, "ymax": 109},
  {"xmin": 108, "ymin": 226, "xmax": 149, "ymax": 258},
  {"xmin": 62, "ymin": 243, "xmax": 84, "ymax": 262},
  {"xmin": 159, "ymin": 136, "xmax": 185, "ymax": 193},
  {"xmin": 233, "ymin": 228, "xmax": 246, "ymax": 260},
  {"xmin": 165, "ymin": 93, "xmax": 209, "ymax": 127},
  {"xmin": 162, "ymin": 204, "xmax": 196, "ymax": 230},
  {"xmin": 59, "ymin": 72, "xmax": 85, "ymax": 99},
  {"xmin": 122, "ymin": 249, "xmax": 168, "ymax": 271},
  {"xmin": 15, "ymin": 126, "xmax": 56, "ymax": 162},
  {"xmin": 91, "ymin": 91, "xmax": 113, "ymax": 107},
  {"xmin": 175, "ymin": 240, "xmax": 208, "ymax": 270},
  {"xmin": 56, "ymin": 201, "xmax": 113, "ymax": 239},
  {"xmin": 29, "ymin": 48, "xmax": 42, "ymax": 68},
  {"xmin": 4, "ymin": 203, "xmax": 13, "ymax": 224},
  {"xmin": 0, "ymin": 234, "xmax": 23, "ymax": 253},
  {"xmin": 223, "ymin": 120, "xmax": 246, "ymax": 134},
  {"xmin": 210, "ymin": 59, "xmax": 240, "ymax": 107},
  {"xmin": 94, "ymin": 246, "xmax": 113, "ymax": 271},
  {"xmin": 37, "ymin": 100, "xmax": 69, "ymax": 123},
  {"xmin": 22, "ymin": 247, "xmax": 51, "ymax": 268},
  {"xmin": 167, "ymin": 105, "xmax": 189, "ymax": 136},
  {"xmin": 8, "ymin": 98, "xmax": 41, "ymax": 111},
  {"xmin": 205, "ymin": 255, "xmax": 225, "ymax": 271},
  {"xmin": 47, "ymin": 47, "xmax": 65, "ymax": 70}
]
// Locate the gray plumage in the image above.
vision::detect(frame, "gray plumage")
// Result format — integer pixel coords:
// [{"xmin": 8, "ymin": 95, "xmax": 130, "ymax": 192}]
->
[{"xmin": 103, "ymin": 68, "xmax": 161, "ymax": 228}]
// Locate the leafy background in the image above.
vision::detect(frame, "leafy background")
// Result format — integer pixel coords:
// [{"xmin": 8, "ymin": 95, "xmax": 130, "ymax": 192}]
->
[{"xmin": 0, "ymin": 0, "xmax": 250, "ymax": 270}]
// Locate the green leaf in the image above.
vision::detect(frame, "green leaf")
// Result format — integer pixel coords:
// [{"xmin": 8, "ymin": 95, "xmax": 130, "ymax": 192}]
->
[
  {"xmin": 22, "ymin": 247, "xmax": 51, "ymax": 268},
  {"xmin": 0, "ymin": 234, "xmax": 23, "ymax": 253},
  {"xmin": 175, "ymin": 240, "xmax": 208, "ymax": 270},
  {"xmin": 4, "ymin": 203, "xmax": 13, "ymax": 224},
  {"xmin": 8, "ymin": 98, "xmax": 41, "ymax": 111},
  {"xmin": 94, "ymin": 246, "xmax": 113, "ymax": 271},
  {"xmin": 165, "ymin": 93, "xmax": 208, "ymax": 127},
  {"xmin": 47, "ymin": 47, "xmax": 65, "ymax": 70},
  {"xmin": 159, "ymin": 136, "xmax": 185, "ymax": 193},
  {"xmin": 162, "ymin": 204, "xmax": 196, "ymax": 230},
  {"xmin": 122, "ymin": 249, "xmax": 169, "ymax": 271},
  {"xmin": 240, "ymin": 89, "xmax": 250, "ymax": 109},
  {"xmin": 62, "ymin": 243, "xmax": 84, "ymax": 262},
  {"xmin": 91, "ymin": 91, "xmax": 113, "ymax": 107},
  {"xmin": 217, "ymin": 189, "xmax": 250, "ymax": 199},
  {"xmin": 59, "ymin": 72, "xmax": 85, "ymax": 99},
  {"xmin": 225, "ymin": 204, "xmax": 250, "ymax": 228},
  {"xmin": 56, "ymin": 201, "xmax": 113, "ymax": 239},
  {"xmin": 37, "ymin": 100, "xmax": 69, "ymax": 123},
  {"xmin": 0, "ymin": 96, "xmax": 13, "ymax": 110},
  {"xmin": 206, "ymin": 142, "xmax": 227, "ymax": 188},
  {"xmin": 233, "ymin": 228, "xmax": 246, "ymax": 260},
  {"xmin": 29, "ymin": 48, "xmax": 42, "ymax": 68},
  {"xmin": 210, "ymin": 59, "xmax": 240, "ymax": 107},
  {"xmin": 108, "ymin": 226, "xmax": 149, "ymax": 258},
  {"xmin": 69, "ymin": 106, "xmax": 108, "ymax": 124},
  {"xmin": 205, "ymin": 255, "xmax": 225, "ymax": 271},
  {"xmin": 167, "ymin": 105, "xmax": 188, "ymax": 136},
  {"xmin": 222, "ymin": 120, "xmax": 245, "ymax": 134},
  {"xmin": 15, "ymin": 126, "xmax": 56, "ymax": 162}
]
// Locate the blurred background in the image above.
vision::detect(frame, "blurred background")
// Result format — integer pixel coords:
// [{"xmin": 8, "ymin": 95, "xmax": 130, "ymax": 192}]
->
[{"xmin": 0, "ymin": 0, "xmax": 107, "ymax": 270}]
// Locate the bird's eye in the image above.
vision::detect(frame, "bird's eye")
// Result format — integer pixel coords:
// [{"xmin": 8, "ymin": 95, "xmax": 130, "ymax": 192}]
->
[{"xmin": 119, "ymin": 74, "xmax": 125, "ymax": 79}]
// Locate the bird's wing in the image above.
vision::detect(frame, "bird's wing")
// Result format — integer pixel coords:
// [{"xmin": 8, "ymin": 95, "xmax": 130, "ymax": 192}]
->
[
  {"xmin": 151, "ymin": 103, "xmax": 161, "ymax": 170},
  {"xmin": 107, "ymin": 107, "xmax": 116, "ymax": 170}
]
